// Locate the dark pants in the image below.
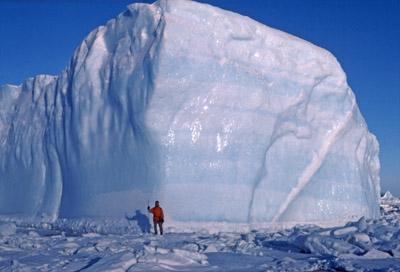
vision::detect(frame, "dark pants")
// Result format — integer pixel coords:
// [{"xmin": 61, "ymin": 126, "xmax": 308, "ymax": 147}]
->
[{"xmin": 154, "ymin": 220, "xmax": 163, "ymax": 235}]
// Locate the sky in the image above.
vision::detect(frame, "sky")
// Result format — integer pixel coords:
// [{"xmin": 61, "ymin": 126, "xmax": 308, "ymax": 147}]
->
[{"xmin": 0, "ymin": 0, "xmax": 399, "ymax": 196}]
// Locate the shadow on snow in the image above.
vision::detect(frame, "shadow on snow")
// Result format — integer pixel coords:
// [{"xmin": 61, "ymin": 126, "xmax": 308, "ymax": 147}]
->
[{"xmin": 125, "ymin": 209, "xmax": 150, "ymax": 233}]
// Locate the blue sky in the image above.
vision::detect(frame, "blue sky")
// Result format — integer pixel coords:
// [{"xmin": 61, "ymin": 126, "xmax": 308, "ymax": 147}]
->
[{"xmin": 0, "ymin": 0, "xmax": 399, "ymax": 196}]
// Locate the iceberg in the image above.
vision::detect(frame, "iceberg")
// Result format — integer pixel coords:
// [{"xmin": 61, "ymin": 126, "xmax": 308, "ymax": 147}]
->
[{"xmin": 0, "ymin": 0, "xmax": 380, "ymax": 223}]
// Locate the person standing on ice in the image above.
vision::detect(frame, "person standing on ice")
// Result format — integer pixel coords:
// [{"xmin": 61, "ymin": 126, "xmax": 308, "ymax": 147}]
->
[{"xmin": 147, "ymin": 201, "xmax": 164, "ymax": 235}]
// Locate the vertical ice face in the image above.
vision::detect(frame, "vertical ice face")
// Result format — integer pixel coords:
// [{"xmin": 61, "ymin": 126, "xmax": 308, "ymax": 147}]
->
[{"xmin": 0, "ymin": 0, "xmax": 380, "ymax": 223}]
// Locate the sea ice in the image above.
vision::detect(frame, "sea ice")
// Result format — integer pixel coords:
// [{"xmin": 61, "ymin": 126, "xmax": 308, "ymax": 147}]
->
[
  {"xmin": 0, "ymin": 194, "xmax": 399, "ymax": 271},
  {"xmin": 0, "ymin": 0, "xmax": 380, "ymax": 223}
]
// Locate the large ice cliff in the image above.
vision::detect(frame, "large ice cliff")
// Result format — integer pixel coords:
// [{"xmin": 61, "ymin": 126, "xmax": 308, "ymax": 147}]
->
[{"xmin": 0, "ymin": 0, "xmax": 380, "ymax": 223}]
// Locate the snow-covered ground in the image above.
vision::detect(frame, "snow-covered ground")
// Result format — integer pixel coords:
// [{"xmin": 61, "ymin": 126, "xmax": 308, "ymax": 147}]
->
[{"xmin": 0, "ymin": 192, "xmax": 399, "ymax": 271}]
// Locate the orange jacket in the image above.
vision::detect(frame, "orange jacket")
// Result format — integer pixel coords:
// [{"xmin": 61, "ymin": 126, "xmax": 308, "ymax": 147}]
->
[{"xmin": 149, "ymin": 206, "xmax": 164, "ymax": 222}]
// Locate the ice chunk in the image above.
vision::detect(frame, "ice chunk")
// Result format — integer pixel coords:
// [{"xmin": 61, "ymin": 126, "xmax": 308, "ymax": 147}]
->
[
  {"xmin": 84, "ymin": 251, "xmax": 137, "ymax": 271},
  {"xmin": 348, "ymin": 232, "xmax": 371, "ymax": 244},
  {"xmin": 382, "ymin": 191, "xmax": 396, "ymax": 201},
  {"xmin": 292, "ymin": 234, "xmax": 365, "ymax": 256},
  {"xmin": 0, "ymin": 222, "xmax": 17, "ymax": 237},
  {"xmin": 332, "ymin": 226, "xmax": 358, "ymax": 237},
  {"xmin": 354, "ymin": 217, "xmax": 368, "ymax": 232},
  {"xmin": 357, "ymin": 248, "xmax": 392, "ymax": 259},
  {"xmin": 0, "ymin": 0, "xmax": 380, "ymax": 223}
]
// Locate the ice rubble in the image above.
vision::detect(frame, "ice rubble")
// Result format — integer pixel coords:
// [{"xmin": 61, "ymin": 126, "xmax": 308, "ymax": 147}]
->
[
  {"xmin": 0, "ymin": 0, "xmax": 380, "ymax": 223},
  {"xmin": 0, "ymin": 194, "xmax": 399, "ymax": 271}
]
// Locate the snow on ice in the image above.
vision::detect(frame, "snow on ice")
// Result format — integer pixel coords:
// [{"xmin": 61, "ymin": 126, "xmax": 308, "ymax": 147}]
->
[
  {"xmin": 0, "ymin": 193, "xmax": 399, "ymax": 271},
  {"xmin": 0, "ymin": 0, "xmax": 380, "ymax": 224}
]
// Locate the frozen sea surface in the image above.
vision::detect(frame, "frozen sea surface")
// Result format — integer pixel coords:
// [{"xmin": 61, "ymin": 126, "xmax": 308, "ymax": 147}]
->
[{"xmin": 0, "ymin": 192, "xmax": 399, "ymax": 271}]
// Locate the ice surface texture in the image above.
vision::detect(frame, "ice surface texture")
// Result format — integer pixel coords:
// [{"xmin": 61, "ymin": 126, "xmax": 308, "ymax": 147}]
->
[{"xmin": 0, "ymin": 0, "xmax": 380, "ymax": 222}]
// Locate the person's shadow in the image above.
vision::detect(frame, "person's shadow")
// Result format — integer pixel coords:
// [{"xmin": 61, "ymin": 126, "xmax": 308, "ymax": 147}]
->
[{"xmin": 125, "ymin": 210, "xmax": 150, "ymax": 233}]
